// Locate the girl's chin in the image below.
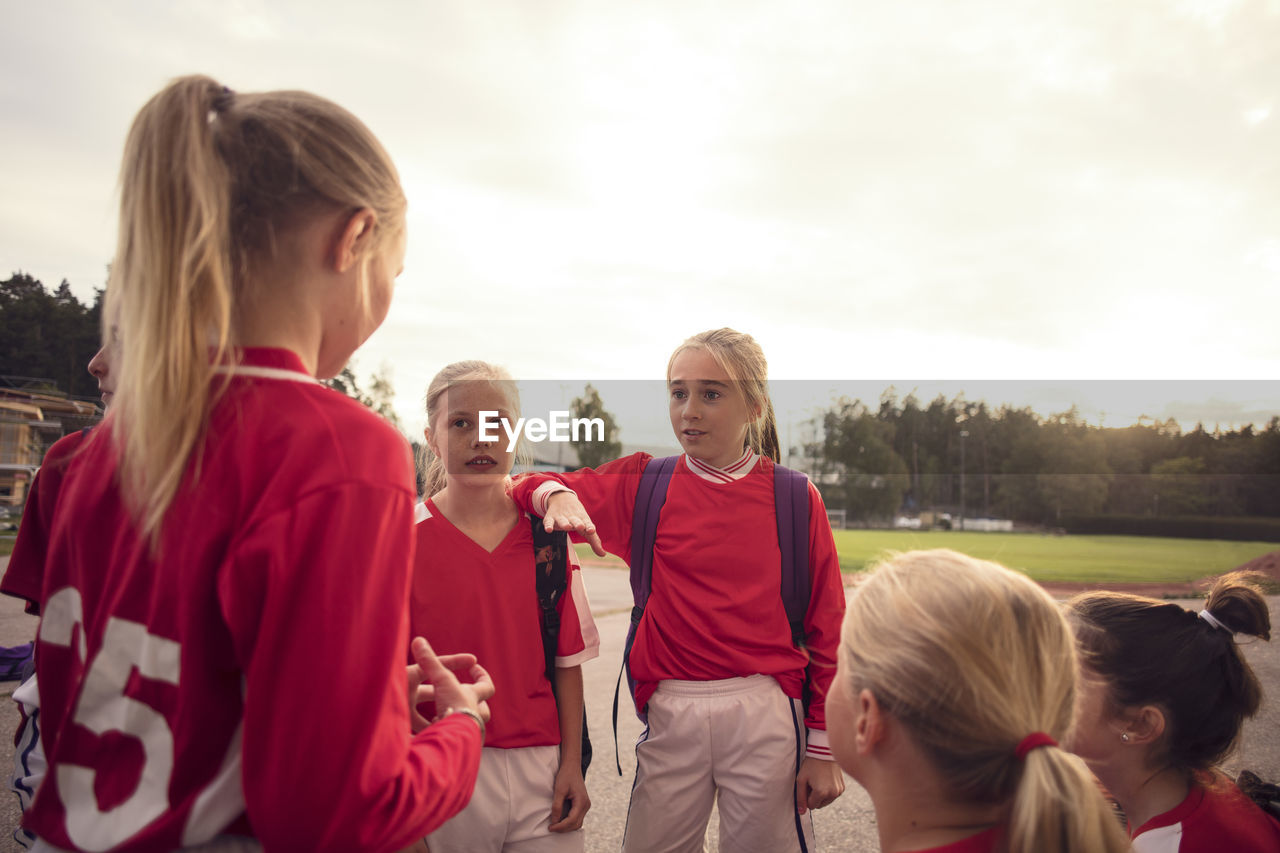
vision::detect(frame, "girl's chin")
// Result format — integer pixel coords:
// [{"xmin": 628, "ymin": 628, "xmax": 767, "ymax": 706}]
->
[{"xmin": 455, "ymin": 468, "xmax": 512, "ymax": 481}]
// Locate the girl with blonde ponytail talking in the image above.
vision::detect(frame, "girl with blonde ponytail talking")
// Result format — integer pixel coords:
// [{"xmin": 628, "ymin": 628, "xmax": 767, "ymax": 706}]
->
[
  {"xmin": 512, "ymin": 328, "xmax": 847, "ymax": 852},
  {"xmin": 826, "ymin": 549, "xmax": 1131, "ymax": 853},
  {"xmin": 23, "ymin": 76, "xmax": 492, "ymax": 852}
]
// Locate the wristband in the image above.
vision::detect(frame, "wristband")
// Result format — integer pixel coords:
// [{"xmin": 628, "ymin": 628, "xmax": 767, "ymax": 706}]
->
[{"xmin": 444, "ymin": 707, "xmax": 486, "ymax": 742}]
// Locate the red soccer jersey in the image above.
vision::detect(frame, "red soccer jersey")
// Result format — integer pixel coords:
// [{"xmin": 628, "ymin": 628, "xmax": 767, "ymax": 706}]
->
[
  {"xmin": 511, "ymin": 451, "xmax": 846, "ymax": 755},
  {"xmin": 410, "ymin": 499, "xmax": 599, "ymax": 749},
  {"xmin": 2, "ymin": 429, "xmax": 89, "ymax": 614},
  {"xmin": 913, "ymin": 827, "xmax": 1001, "ymax": 853},
  {"xmin": 26, "ymin": 348, "xmax": 481, "ymax": 853},
  {"xmin": 1131, "ymin": 775, "xmax": 1280, "ymax": 852}
]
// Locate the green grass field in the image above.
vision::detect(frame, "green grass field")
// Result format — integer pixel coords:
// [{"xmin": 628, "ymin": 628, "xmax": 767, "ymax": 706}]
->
[
  {"xmin": 3, "ymin": 529, "xmax": 1273, "ymax": 585},
  {"xmin": 578, "ymin": 531, "xmax": 1278, "ymax": 585},
  {"xmin": 831, "ymin": 530, "xmax": 1276, "ymax": 583}
]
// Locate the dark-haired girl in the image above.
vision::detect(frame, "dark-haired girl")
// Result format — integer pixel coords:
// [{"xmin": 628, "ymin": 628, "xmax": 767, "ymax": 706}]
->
[{"xmin": 1068, "ymin": 572, "xmax": 1280, "ymax": 852}]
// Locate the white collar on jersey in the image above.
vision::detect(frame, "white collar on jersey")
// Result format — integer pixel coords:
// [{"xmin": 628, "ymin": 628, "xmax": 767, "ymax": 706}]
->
[
  {"xmin": 213, "ymin": 364, "xmax": 321, "ymax": 384},
  {"xmin": 413, "ymin": 501, "xmax": 433, "ymax": 523},
  {"xmin": 685, "ymin": 448, "xmax": 759, "ymax": 484}
]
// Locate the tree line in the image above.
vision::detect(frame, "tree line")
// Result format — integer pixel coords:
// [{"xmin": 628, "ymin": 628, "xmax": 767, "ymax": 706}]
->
[
  {"xmin": 1, "ymin": 272, "xmax": 103, "ymax": 398},
  {"xmin": 8, "ymin": 272, "xmax": 1275, "ymax": 526},
  {"xmin": 2, "ymin": 272, "xmax": 399, "ymax": 423},
  {"xmin": 798, "ymin": 390, "xmax": 1280, "ymax": 525}
]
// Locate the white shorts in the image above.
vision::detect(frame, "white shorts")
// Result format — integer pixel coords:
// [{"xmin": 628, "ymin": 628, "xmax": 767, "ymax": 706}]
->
[
  {"xmin": 427, "ymin": 744, "xmax": 584, "ymax": 853},
  {"xmin": 32, "ymin": 837, "xmax": 261, "ymax": 853},
  {"xmin": 622, "ymin": 674, "xmax": 816, "ymax": 853}
]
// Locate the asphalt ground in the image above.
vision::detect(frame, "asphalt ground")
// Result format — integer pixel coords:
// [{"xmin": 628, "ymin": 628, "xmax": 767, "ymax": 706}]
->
[{"xmin": 0, "ymin": 559, "xmax": 1275, "ymax": 852}]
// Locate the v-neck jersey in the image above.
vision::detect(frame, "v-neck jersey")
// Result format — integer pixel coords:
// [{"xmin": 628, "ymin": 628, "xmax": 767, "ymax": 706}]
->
[
  {"xmin": 422, "ymin": 497, "xmax": 526, "ymax": 558},
  {"xmin": 411, "ymin": 500, "xmax": 600, "ymax": 748}
]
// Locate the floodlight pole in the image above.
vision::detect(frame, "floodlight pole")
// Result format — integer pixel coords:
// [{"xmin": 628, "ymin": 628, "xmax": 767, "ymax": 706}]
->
[{"xmin": 959, "ymin": 429, "xmax": 969, "ymax": 532}]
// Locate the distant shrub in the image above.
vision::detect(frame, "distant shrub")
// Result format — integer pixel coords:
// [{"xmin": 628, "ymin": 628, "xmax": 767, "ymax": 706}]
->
[{"xmin": 1061, "ymin": 515, "xmax": 1280, "ymax": 542}]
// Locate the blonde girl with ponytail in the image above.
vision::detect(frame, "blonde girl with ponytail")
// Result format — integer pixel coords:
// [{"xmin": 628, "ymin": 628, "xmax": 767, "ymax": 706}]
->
[
  {"xmin": 508, "ymin": 328, "xmax": 848, "ymax": 852},
  {"xmin": 827, "ymin": 549, "xmax": 1131, "ymax": 853},
  {"xmin": 26, "ymin": 75, "xmax": 492, "ymax": 853}
]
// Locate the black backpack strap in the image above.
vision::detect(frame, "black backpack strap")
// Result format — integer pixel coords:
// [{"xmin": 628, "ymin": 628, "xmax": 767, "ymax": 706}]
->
[
  {"xmin": 531, "ymin": 514, "xmax": 592, "ymax": 776},
  {"xmin": 774, "ymin": 464, "xmax": 811, "ymax": 649},
  {"xmin": 531, "ymin": 515, "xmax": 567, "ymax": 683},
  {"xmin": 611, "ymin": 455, "xmax": 679, "ymax": 774}
]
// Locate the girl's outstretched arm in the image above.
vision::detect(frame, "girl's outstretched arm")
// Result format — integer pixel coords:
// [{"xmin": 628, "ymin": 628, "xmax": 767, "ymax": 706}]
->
[
  {"xmin": 509, "ymin": 454, "xmax": 657, "ymax": 557},
  {"xmin": 543, "ymin": 492, "xmax": 606, "ymax": 556}
]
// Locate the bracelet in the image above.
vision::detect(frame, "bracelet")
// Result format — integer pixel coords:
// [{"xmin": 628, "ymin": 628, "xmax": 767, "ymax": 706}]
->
[{"xmin": 444, "ymin": 707, "xmax": 486, "ymax": 742}]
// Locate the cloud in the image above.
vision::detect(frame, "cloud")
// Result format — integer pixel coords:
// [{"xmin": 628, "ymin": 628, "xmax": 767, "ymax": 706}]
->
[{"xmin": 3, "ymin": 0, "xmax": 1278, "ymax": 440}]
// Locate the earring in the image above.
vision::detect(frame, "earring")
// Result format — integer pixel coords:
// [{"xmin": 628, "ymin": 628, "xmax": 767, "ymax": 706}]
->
[{"xmin": 1120, "ymin": 732, "xmax": 1131, "ymax": 743}]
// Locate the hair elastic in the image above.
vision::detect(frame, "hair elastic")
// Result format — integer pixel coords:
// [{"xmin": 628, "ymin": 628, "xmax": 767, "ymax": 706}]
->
[
  {"xmin": 1198, "ymin": 609, "xmax": 1232, "ymax": 634},
  {"xmin": 211, "ymin": 85, "xmax": 235, "ymax": 116},
  {"xmin": 1015, "ymin": 732, "xmax": 1058, "ymax": 761}
]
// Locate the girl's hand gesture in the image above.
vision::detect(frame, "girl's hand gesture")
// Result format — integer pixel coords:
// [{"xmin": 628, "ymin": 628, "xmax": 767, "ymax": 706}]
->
[
  {"xmin": 407, "ymin": 637, "xmax": 495, "ymax": 735},
  {"xmin": 795, "ymin": 757, "xmax": 845, "ymax": 814},
  {"xmin": 543, "ymin": 491, "xmax": 606, "ymax": 556},
  {"xmin": 548, "ymin": 763, "xmax": 590, "ymax": 832}
]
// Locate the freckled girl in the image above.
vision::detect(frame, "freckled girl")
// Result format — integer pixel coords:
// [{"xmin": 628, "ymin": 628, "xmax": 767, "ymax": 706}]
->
[{"xmin": 413, "ymin": 361, "xmax": 600, "ymax": 852}]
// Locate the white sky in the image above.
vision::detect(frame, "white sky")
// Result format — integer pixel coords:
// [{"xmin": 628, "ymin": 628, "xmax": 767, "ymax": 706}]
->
[{"xmin": 2, "ymin": 0, "xmax": 1278, "ymax": 443}]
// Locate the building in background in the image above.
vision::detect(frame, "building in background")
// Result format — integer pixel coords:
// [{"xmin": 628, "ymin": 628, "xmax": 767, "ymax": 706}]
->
[{"xmin": 0, "ymin": 378, "xmax": 101, "ymax": 507}]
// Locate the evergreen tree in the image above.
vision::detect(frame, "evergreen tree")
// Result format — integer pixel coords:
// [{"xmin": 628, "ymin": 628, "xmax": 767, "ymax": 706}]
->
[{"xmin": 569, "ymin": 384, "xmax": 621, "ymax": 469}]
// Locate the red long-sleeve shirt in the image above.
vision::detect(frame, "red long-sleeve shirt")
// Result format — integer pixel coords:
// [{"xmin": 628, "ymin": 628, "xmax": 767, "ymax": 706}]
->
[
  {"xmin": 26, "ymin": 348, "xmax": 481, "ymax": 853},
  {"xmin": 512, "ymin": 451, "xmax": 845, "ymax": 758},
  {"xmin": 2, "ymin": 428, "xmax": 88, "ymax": 614}
]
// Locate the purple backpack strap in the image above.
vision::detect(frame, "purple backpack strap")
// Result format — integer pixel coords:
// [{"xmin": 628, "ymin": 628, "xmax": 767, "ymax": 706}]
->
[
  {"xmin": 611, "ymin": 455, "xmax": 679, "ymax": 774},
  {"xmin": 628, "ymin": 455, "xmax": 680, "ymax": 608},
  {"xmin": 774, "ymin": 464, "xmax": 811, "ymax": 647}
]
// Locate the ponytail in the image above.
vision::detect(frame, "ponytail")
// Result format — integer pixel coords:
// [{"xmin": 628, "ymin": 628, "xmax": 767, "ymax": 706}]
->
[
  {"xmin": 1009, "ymin": 747, "xmax": 1129, "ymax": 853},
  {"xmin": 108, "ymin": 75, "xmax": 234, "ymax": 542},
  {"xmin": 668, "ymin": 328, "xmax": 780, "ymax": 463},
  {"xmin": 757, "ymin": 397, "xmax": 781, "ymax": 463},
  {"xmin": 108, "ymin": 75, "xmax": 405, "ymax": 544}
]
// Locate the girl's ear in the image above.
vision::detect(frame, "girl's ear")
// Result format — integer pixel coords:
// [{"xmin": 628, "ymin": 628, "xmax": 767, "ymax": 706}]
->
[
  {"xmin": 332, "ymin": 208, "xmax": 378, "ymax": 273},
  {"xmin": 1115, "ymin": 704, "xmax": 1166, "ymax": 747},
  {"xmin": 855, "ymin": 688, "xmax": 887, "ymax": 754},
  {"xmin": 424, "ymin": 426, "xmax": 440, "ymax": 460}
]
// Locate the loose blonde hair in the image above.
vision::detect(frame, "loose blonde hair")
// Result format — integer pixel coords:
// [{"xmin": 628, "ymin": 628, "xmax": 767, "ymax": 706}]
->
[
  {"xmin": 840, "ymin": 550, "xmax": 1130, "ymax": 853},
  {"xmin": 667, "ymin": 328, "xmax": 780, "ymax": 462},
  {"xmin": 107, "ymin": 75, "xmax": 405, "ymax": 543},
  {"xmin": 420, "ymin": 361, "xmax": 525, "ymax": 498}
]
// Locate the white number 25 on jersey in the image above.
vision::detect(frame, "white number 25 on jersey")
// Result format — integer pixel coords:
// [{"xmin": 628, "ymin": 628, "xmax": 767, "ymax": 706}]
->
[{"xmin": 40, "ymin": 587, "xmax": 180, "ymax": 852}]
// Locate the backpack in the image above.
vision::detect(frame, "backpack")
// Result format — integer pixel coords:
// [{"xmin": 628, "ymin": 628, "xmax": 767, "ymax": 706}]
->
[
  {"xmin": 610, "ymin": 455, "xmax": 812, "ymax": 773},
  {"xmin": 531, "ymin": 515, "xmax": 593, "ymax": 777}
]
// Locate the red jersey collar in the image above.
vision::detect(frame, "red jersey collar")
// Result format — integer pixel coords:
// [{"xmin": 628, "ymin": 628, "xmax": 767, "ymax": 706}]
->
[{"xmin": 1131, "ymin": 781, "xmax": 1206, "ymax": 837}]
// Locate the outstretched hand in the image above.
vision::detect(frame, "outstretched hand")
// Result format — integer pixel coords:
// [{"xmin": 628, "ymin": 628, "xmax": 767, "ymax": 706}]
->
[
  {"xmin": 544, "ymin": 491, "xmax": 606, "ymax": 556},
  {"xmin": 407, "ymin": 637, "xmax": 494, "ymax": 734}
]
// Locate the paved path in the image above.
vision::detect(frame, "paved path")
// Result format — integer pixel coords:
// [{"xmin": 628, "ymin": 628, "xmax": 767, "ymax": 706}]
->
[{"xmin": 0, "ymin": 559, "xmax": 1275, "ymax": 852}]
